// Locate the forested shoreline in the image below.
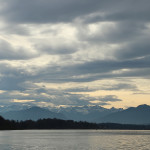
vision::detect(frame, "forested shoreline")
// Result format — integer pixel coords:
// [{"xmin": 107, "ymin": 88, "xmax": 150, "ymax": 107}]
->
[{"xmin": 0, "ymin": 116, "xmax": 150, "ymax": 130}]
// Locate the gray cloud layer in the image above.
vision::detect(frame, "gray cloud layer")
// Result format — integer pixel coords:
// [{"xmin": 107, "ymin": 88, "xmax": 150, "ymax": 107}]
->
[
  {"xmin": 0, "ymin": 0, "xmax": 150, "ymax": 107},
  {"xmin": 1, "ymin": 0, "xmax": 150, "ymax": 23},
  {"xmin": 0, "ymin": 39, "xmax": 38, "ymax": 60}
]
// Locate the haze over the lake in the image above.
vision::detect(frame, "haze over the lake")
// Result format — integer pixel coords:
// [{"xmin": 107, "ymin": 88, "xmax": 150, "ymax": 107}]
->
[{"xmin": 0, "ymin": 0, "xmax": 150, "ymax": 109}]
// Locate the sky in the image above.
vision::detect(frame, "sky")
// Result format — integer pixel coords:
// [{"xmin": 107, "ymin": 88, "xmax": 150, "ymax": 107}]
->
[{"xmin": 0, "ymin": 0, "xmax": 150, "ymax": 109}]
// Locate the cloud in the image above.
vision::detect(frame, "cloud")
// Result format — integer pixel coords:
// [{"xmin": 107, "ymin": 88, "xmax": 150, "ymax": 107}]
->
[
  {"xmin": 0, "ymin": 24, "xmax": 30, "ymax": 35},
  {"xmin": 98, "ymin": 95, "xmax": 122, "ymax": 102},
  {"xmin": 0, "ymin": 0, "xmax": 150, "ymax": 108},
  {"xmin": 89, "ymin": 95, "xmax": 122, "ymax": 105},
  {"xmin": 0, "ymin": 39, "xmax": 37, "ymax": 60},
  {"xmin": 35, "ymin": 43, "xmax": 77, "ymax": 55},
  {"xmin": 102, "ymin": 83, "xmax": 138, "ymax": 91},
  {"xmin": 0, "ymin": 63, "xmax": 25, "ymax": 90},
  {"xmin": 64, "ymin": 83, "xmax": 138, "ymax": 92},
  {"xmin": 115, "ymin": 37, "xmax": 150, "ymax": 60},
  {"xmin": 0, "ymin": 86, "xmax": 92, "ymax": 106},
  {"xmin": 0, "ymin": 80, "xmax": 122, "ymax": 107},
  {"xmin": 77, "ymin": 22, "xmax": 147, "ymax": 45},
  {"xmin": 10, "ymin": 55, "xmax": 148, "ymax": 85},
  {"xmin": 0, "ymin": 0, "xmax": 110, "ymax": 23},
  {"xmin": 1, "ymin": 0, "xmax": 150, "ymax": 24},
  {"xmin": 64, "ymin": 87, "xmax": 97, "ymax": 92},
  {"xmin": 47, "ymin": 57, "xmax": 150, "ymax": 82},
  {"xmin": 0, "ymin": 54, "xmax": 149, "ymax": 93}
]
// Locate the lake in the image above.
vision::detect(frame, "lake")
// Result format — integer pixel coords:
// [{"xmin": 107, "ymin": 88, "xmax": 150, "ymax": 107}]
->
[{"xmin": 0, "ymin": 130, "xmax": 150, "ymax": 150}]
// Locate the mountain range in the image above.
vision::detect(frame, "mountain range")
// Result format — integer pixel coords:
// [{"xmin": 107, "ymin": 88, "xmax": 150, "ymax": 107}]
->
[
  {"xmin": 1, "ymin": 106, "xmax": 65, "ymax": 121},
  {"xmin": 100, "ymin": 104, "xmax": 150, "ymax": 124},
  {"xmin": 0, "ymin": 104, "xmax": 150, "ymax": 124},
  {"xmin": 50, "ymin": 105, "xmax": 123, "ymax": 122}
]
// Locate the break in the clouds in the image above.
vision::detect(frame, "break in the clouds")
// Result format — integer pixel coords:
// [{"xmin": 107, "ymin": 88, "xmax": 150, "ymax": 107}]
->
[{"xmin": 0, "ymin": 0, "xmax": 150, "ymax": 108}]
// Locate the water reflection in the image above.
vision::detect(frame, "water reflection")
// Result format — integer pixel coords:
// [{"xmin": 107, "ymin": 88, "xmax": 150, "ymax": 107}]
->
[{"xmin": 0, "ymin": 130, "xmax": 150, "ymax": 150}]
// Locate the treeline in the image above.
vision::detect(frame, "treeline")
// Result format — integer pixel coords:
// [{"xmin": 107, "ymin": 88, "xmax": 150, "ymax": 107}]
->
[
  {"xmin": 0, "ymin": 116, "xmax": 150, "ymax": 130},
  {"xmin": 0, "ymin": 116, "xmax": 99, "ymax": 130}
]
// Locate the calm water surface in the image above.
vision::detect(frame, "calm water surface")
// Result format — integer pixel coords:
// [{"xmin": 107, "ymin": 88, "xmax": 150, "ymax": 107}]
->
[{"xmin": 0, "ymin": 130, "xmax": 150, "ymax": 150}]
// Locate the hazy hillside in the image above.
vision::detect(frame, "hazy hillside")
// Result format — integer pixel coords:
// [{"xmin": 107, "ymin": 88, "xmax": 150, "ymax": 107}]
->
[
  {"xmin": 0, "ymin": 105, "xmax": 122, "ymax": 122},
  {"xmin": 1, "ymin": 104, "xmax": 150, "ymax": 125},
  {"xmin": 100, "ymin": 104, "xmax": 150, "ymax": 124},
  {"xmin": 1, "ymin": 106, "xmax": 65, "ymax": 121},
  {"xmin": 49, "ymin": 105, "xmax": 122, "ymax": 122}
]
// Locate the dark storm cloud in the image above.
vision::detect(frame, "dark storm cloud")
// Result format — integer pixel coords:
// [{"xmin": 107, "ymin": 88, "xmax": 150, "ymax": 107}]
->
[
  {"xmin": 81, "ymin": 0, "xmax": 150, "ymax": 23},
  {"xmin": 64, "ymin": 57, "xmax": 150, "ymax": 77},
  {"xmin": 78, "ymin": 22, "xmax": 147, "ymax": 45},
  {"xmin": 24, "ymin": 55, "xmax": 149, "ymax": 84},
  {"xmin": 115, "ymin": 37, "xmax": 150, "ymax": 60},
  {"xmin": 23, "ymin": 54, "xmax": 149, "ymax": 84},
  {"xmin": 0, "ymin": 0, "xmax": 111, "ymax": 23},
  {"xmin": 1, "ymin": 0, "xmax": 150, "ymax": 24}
]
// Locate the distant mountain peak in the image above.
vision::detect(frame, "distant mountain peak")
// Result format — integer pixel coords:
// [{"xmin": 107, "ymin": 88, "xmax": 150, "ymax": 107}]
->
[
  {"xmin": 100, "ymin": 104, "xmax": 150, "ymax": 124},
  {"xmin": 137, "ymin": 104, "xmax": 150, "ymax": 109},
  {"xmin": 28, "ymin": 106, "xmax": 43, "ymax": 110},
  {"xmin": 1, "ymin": 106, "xmax": 65, "ymax": 121}
]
